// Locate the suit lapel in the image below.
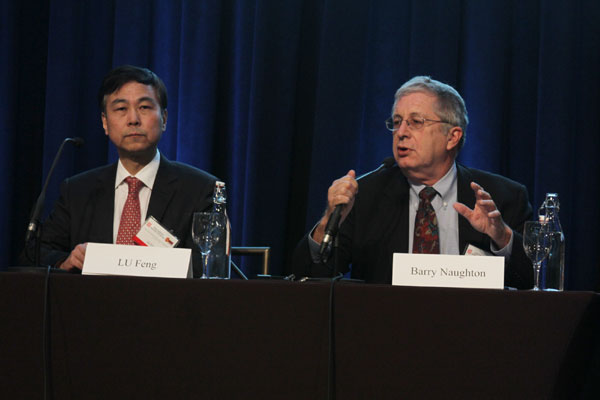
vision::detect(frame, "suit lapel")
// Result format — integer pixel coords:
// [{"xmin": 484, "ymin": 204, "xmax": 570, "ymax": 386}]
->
[
  {"xmin": 92, "ymin": 163, "xmax": 117, "ymax": 243},
  {"xmin": 147, "ymin": 155, "xmax": 177, "ymax": 221},
  {"xmin": 456, "ymin": 164, "xmax": 486, "ymax": 252},
  {"xmin": 381, "ymin": 167, "xmax": 410, "ymax": 254}
]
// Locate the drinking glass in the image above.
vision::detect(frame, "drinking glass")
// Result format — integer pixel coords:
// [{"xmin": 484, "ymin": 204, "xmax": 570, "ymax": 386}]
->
[
  {"xmin": 523, "ymin": 221, "xmax": 551, "ymax": 291},
  {"xmin": 192, "ymin": 212, "xmax": 221, "ymax": 279}
]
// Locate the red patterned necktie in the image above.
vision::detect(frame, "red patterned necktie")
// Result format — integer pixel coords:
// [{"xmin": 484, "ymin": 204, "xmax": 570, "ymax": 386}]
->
[
  {"xmin": 412, "ymin": 186, "xmax": 440, "ymax": 254},
  {"xmin": 116, "ymin": 177, "xmax": 144, "ymax": 245}
]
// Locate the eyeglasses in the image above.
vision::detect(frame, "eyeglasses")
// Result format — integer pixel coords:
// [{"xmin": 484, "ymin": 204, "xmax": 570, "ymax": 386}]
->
[{"xmin": 385, "ymin": 116, "xmax": 452, "ymax": 132}]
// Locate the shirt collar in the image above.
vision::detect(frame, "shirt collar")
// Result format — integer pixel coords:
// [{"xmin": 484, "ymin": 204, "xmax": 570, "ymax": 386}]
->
[
  {"xmin": 408, "ymin": 162, "xmax": 457, "ymax": 202},
  {"xmin": 115, "ymin": 150, "xmax": 161, "ymax": 190}
]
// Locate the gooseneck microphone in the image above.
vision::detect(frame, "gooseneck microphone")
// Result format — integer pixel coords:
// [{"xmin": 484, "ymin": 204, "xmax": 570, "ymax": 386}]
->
[
  {"xmin": 319, "ymin": 157, "xmax": 395, "ymax": 263},
  {"xmin": 25, "ymin": 137, "xmax": 85, "ymax": 245}
]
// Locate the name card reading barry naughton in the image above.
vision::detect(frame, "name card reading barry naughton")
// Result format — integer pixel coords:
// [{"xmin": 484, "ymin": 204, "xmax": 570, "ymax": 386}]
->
[
  {"xmin": 392, "ymin": 253, "xmax": 504, "ymax": 289},
  {"xmin": 409, "ymin": 266, "xmax": 487, "ymax": 279}
]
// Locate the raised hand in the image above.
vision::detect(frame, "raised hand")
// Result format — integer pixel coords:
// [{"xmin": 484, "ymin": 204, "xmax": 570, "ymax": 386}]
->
[{"xmin": 453, "ymin": 182, "xmax": 513, "ymax": 249}]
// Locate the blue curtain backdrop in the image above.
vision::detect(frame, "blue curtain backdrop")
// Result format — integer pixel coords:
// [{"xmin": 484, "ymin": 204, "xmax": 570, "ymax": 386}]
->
[{"xmin": 2, "ymin": 0, "xmax": 599, "ymax": 289}]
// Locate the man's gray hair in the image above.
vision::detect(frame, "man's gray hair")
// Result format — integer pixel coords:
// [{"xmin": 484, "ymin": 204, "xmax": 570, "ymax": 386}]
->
[{"xmin": 393, "ymin": 76, "xmax": 469, "ymax": 151}]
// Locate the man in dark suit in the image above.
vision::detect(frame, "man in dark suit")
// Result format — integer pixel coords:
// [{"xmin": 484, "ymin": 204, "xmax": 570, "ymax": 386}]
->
[
  {"xmin": 31, "ymin": 65, "xmax": 216, "ymax": 277},
  {"xmin": 292, "ymin": 76, "xmax": 533, "ymax": 289}
]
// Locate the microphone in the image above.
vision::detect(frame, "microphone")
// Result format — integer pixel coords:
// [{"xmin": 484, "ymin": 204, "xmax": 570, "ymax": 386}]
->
[
  {"xmin": 319, "ymin": 157, "xmax": 394, "ymax": 262},
  {"xmin": 70, "ymin": 137, "xmax": 85, "ymax": 147},
  {"xmin": 25, "ymin": 137, "xmax": 85, "ymax": 243}
]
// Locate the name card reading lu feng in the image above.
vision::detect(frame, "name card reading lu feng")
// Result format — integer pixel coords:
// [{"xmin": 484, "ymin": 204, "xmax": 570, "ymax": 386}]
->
[
  {"xmin": 82, "ymin": 243, "xmax": 192, "ymax": 279},
  {"xmin": 392, "ymin": 253, "xmax": 505, "ymax": 289}
]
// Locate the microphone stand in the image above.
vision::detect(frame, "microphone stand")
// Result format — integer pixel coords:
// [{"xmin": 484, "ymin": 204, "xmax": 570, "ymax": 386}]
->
[{"xmin": 25, "ymin": 137, "xmax": 84, "ymax": 267}]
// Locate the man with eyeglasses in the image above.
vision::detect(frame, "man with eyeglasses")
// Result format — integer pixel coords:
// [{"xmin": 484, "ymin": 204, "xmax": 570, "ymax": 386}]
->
[{"xmin": 292, "ymin": 76, "xmax": 533, "ymax": 289}]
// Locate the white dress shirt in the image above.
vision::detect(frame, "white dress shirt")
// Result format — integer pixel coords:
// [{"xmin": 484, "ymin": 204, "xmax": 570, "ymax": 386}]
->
[{"xmin": 113, "ymin": 150, "xmax": 161, "ymax": 243}]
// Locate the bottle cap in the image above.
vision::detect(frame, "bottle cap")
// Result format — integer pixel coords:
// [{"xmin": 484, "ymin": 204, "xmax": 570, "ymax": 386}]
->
[{"xmin": 545, "ymin": 193, "xmax": 559, "ymax": 210}]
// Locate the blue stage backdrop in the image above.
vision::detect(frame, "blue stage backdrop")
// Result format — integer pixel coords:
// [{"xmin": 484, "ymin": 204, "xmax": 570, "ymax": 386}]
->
[{"xmin": 2, "ymin": 0, "xmax": 599, "ymax": 289}]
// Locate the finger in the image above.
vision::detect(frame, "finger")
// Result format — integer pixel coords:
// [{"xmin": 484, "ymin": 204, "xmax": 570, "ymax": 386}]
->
[
  {"xmin": 58, "ymin": 259, "xmax": 71, "ymax": 270},
  {"xmin": 71, "ymin": 253, "xmax": 84, "ymax": 269},
  {"xmin": 329, "ymin": 175, "xmax": 358, "ymax": 201},
  {"xmin": 477, "ymin": 198, "xmax": 497, "ymax": 211},
  {"xmin": 487, "ymin": 209, "xmax": 502, "ymax": 219},
  {"xmin": 329, "ymin": 186, "xmax": 357, "ymax": 206},
  {"xmin": 332, "ymin": 176, "xmax": 358, "ymax": 193},
  {"xmin": 453, "ymin": 202, "xmax": 473, "ymax": 219},
  {"xmin": 72, "ymin": 244, "xmax": 87, "ymax": 269},
  {"xmin": 61, "ymin": 256, "xmax": 76, "ymax": 270},
  {"xmin": 339, "ymin": 184, "xmax": 358, "ymax": 198},
  {"xmin": 331, "ymin": 194, "xmax": 355, "ymax": 208},
  {"xmin": 470, "ymin": 182, "xmax": 492, "ymax": 200},
  {"xmin": 476, "ymin": 189, "xmax": 492, "ymax": 200},
  {"xmin": 472, "ymin": 187, "xmax": 491, "ymax": 201},
  {"xmin": 334, "ymin": 171, "xmax": 357, "ymax": 184},
  {"xmin": 470, "ymin": 181, "xmax": 482, "ymax": 192},
  {"xmin": 73, "ymin": 245, "xmax": 85, "ymax": 258},
  {"xmin": 336, "ymin": 181, "xmax": 358, "ymax": 196},
  {"xmin": 342, "ymin": 174, "xmax": 358, "ymax": 190}
]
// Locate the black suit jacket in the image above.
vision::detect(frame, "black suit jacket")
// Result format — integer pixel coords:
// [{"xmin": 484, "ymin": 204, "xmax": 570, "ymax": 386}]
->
[
  {"xmin": 30, "ymin": 155, "xmax": 216, "ymax": 277},
  {"xmin": 292, "ymin": 163, "xmax": 534, "ymax": 289}
]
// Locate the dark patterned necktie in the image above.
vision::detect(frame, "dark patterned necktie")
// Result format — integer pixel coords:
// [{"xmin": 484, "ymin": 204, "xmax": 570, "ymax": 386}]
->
[
  {"xmin": 116, "ymin": 177, "xmax": 144, "ymax": 245},
  {"xmin": 412, "ymin": 186, "xmax": 440, "ymax": 254}
]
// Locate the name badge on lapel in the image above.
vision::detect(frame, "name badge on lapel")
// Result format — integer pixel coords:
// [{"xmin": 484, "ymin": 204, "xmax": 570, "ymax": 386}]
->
[
  {"xmin": 133, "ymin": 216, "xmax": 179, "ymax": 248},
  {"xmin": 463, "ymin": 243, "xmax": 493, "ymax": 257}
]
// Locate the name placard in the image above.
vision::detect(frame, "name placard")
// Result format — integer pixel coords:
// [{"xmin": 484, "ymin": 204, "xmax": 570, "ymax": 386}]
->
[
  {"xmin": 392, "ymin": 253, "xmax": 504, "ymax": 289},
  {"xmin": 82, "ymin": 243, "xmax": 192, "ymax": 279}
]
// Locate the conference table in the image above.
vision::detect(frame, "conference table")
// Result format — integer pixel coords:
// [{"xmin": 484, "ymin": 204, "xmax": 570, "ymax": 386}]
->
[{"xmin": 1, "ymin": 271, "xmax": 598, "ymax": 399}]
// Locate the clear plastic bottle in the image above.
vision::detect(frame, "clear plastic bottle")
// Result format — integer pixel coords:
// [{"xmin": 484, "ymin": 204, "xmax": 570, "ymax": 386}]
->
[
  {"xmin": 538, "ymin": 193, "xmax": 565, "ymax": 291},
  {"xmin": 206, "ymin": 181, "xmax": 231, "ymax": 279}
]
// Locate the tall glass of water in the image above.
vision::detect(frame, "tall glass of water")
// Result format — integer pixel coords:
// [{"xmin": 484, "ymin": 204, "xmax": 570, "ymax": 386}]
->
[
  {"xmin": 523, "ymin": 221, "xmax": 551, "ymax": 291},
  {"xmin": 192, "ymin": 212, "xmax": 221, "ymax": 279}
]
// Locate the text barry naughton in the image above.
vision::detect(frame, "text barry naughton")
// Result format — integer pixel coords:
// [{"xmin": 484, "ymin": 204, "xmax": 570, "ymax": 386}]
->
[{"xmin": 410, "ymin": 267, "xmax": 486, "ymax": 279}]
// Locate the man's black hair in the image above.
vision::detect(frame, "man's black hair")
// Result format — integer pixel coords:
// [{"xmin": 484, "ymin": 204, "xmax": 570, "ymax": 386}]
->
[{"xmin": 98, "ymin": 65, "xmax": 167, "ymax": 112}]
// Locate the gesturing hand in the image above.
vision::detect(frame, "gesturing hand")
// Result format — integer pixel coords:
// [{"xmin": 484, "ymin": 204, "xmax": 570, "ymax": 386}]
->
[{"xmin": 453, "ymin": 182, "xmax": 513, "ymax": 249}]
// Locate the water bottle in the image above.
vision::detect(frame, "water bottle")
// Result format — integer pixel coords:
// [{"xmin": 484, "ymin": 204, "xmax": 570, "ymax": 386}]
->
[
  {"xmin": 206, "ymin": 181, "xmax": 231, "ymax": 279},
  {"xmin": 538, "ymin": 193, "xmax": 565, "ymax": 291}
]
